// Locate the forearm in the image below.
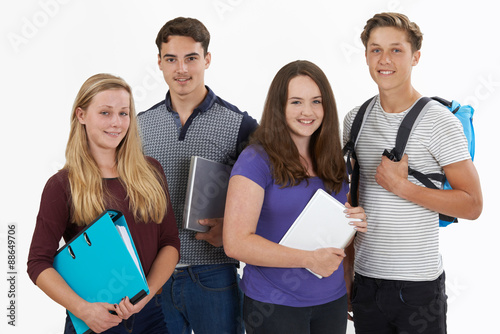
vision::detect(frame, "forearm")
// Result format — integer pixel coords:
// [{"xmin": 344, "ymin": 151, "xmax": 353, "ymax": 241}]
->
[
  {"xmin": 35, "ymin": 268, "xmax": 91, "ymax": 320},
  {"xmin": 395, "ymin": 178, "xmax": 482, "ymax": 220},
  {"xmin": 377, "ymin": 157, "xmax": 482, "ymax": 220},
  {"xmin": 145, "ymin": 245, "xmax": 179, "ymax": 297},
  {"xmin": 225, "ymin": 232, "xmax": 313, "ymax": 269}
]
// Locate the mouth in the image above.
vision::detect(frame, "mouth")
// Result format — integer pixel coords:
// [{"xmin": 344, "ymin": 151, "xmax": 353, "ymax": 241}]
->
[
  {"xmin": 175, "ymin": 77, "xmax": 191, "ymax": 83},
  {"xmin": 105, "ymin": 131, "xmax": 121, "ymax": 137},
  {"xmin": 378, "ymin": 70, "xmax": 395, "ymax": 75},
  {"xmin": 298, "ymin": 119, "xmax": 314, "ymax": 125}
]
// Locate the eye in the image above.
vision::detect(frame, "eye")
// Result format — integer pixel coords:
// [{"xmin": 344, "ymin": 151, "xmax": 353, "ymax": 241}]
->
[
  {"xmin": 313, "ymin": 99, "xmax": 322, "ymax": 104},
  {"xmin": 120, "ymin": 112, "xmax": 129, "ymax": 116},
  {"xmin": 100, "ymin": 111, "xmax": 109, "ymax": 116},
  {"xmin": 290, "ymin": 100, "xmax": 301, "ymax": 105},
  {"xmin": 165, "ymin": 58, "xmax": 176, "ymax": 63}
]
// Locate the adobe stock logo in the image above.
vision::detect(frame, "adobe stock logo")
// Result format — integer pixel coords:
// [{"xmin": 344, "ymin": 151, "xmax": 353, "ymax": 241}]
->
[
  {"xmin": 86, "ymin": 267, "xmax": 136, "ymax": 303},
  {"xmin": 7, "ymin": 0, "xmax": 73, "ymax": 53},
  {"xmin": 132, "ymin": 64, "xmax": 165, "ymax": 104},
  {"xmin": 461, "ymin": 74, "xmax": 500, "ymax": 109},
  {"xmin": 340, "ymin": 0, "xmax": 403, "ymax": 63},
  {"xmin": 213, "ymin": 0, "xmax": 245, "ymax": 20}
]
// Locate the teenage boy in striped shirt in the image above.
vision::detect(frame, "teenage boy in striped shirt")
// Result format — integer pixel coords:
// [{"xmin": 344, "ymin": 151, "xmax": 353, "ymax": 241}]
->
[{"xmin": 343, "ymin": 12, "xmax": 482, "ymax": 334}]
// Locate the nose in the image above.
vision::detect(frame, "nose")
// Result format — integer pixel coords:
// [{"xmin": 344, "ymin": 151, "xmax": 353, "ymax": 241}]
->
[
  {"xmin": 380, "ymin": 51, "xmax": 392, "ymax": 64},
  {"xmin": 301, "ymin": 103, "xmax": 314, "ymax": 116},
  {"xmin": 176, "ymin": 60, "xmax": 187, "ymax": 73},
  {"xmin": 110, "ymin": 113, "xmax": 122, "ymax": 127}
]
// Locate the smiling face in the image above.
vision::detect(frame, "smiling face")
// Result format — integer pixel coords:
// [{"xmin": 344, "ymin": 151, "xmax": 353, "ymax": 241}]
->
[
  {"xmin": 285, "ymin": 75, "xmax": 324, "ymax": 146},
  {"xmin": 365, "ymin": 26, "xmax": 420, "ymax": 94},
  {"xmin": 76, "ymin": 88, "xmax": 130, "ymax": 156},
  {"xmin": 158, "ymin": 35, "xmax": 211, "ymax": 102}
]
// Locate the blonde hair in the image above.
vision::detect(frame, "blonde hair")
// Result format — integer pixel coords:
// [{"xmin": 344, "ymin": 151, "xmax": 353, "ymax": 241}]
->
[{"xmin": 64, "ymin": 73, "xmax": 168, "ymax": 226}]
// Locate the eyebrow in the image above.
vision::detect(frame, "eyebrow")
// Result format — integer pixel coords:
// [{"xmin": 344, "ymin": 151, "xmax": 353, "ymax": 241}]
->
[
  {"xmin": 288, "ymin": 96, "xmax": 322, "ymax": 100},
  {"xmin": 163, "ymin": 52, "xmax": 201, "ymax": 59},
  {"xmin": 369, "ymin": 42, "xmax": 404, "ymax": 47},
  {"xmin": 97, "ymin": 105, "xmax": 130, "ymax": 109}
]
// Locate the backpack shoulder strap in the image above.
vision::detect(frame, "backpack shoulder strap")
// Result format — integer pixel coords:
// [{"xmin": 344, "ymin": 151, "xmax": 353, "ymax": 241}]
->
[
  {"xmin": 343, "ymin": 96, "xmax": 377, "ymax": 207},
  {"xmin": 393, "ymin": 97, "xmax": 446, "ymax": 193},
  {"xmin": 348, "ymin": 96, "xmax": 378, "ymax": 147},
  {"xmin": 391, "ymin": 97, "xmax": 434, "ymax": 161},
  {"xmin": 343, "ymin": 96, "xmax": 377, "ymax": 161}
]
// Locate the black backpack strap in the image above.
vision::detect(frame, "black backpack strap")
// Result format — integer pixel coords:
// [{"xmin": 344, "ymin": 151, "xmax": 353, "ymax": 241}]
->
[
  {"xmin": 343, "ymin": 96, "xmax": 377, "ymax": 171},
  {"xmin": 343, "ymin": 96, "xmax": 377, "ymax": 207},
  {"xmin": 407, "ymin": 168, "xmax": 445, "ymax": 189},
  {"xmin": 439, "ymin": 214, "xmax": 456, "ymax": 223},
  {"xmin": 393, "ymin": 97, "xmax": 456, "ymax": 224},
  {"xmin": 390, "ymin": 97, "xmax": 434, "ymax": 161}
]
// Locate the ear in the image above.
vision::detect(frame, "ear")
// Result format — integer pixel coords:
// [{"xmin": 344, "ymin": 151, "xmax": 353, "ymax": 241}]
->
[
  {"xmin": 76, "ymin": 107, "xmax": 86, "ymax": 124},
  {"xmin": 157, "ymin": 53, "xmax": 162, "ymax": 69},
  {"xmin": 204, "ymin": 52, "xmax": 211, "ymax": 69},
  {"xmin": 412, "ymin": 50, "xmax": 421, "ymax": 66}
]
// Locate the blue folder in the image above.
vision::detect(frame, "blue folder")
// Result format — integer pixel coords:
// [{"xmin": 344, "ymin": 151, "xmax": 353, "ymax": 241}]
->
[{"xmin": 53, "ymin": 209, "xmax": 149, "ymax": 334}]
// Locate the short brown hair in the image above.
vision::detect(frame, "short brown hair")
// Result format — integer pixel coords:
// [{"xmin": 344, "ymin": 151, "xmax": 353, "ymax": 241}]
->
[
  {"xmin": 360, "ymin": 12, "xmax": 423, "ymax": 52},
  {"xmin": 155, "ymin": 17, "xmax": 210, "ymax": 56}
]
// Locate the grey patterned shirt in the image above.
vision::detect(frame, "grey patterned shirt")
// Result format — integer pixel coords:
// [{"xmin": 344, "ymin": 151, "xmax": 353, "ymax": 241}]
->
[{"xmin": 138, "ymin": 86, "xmax": 258, "ymax": 265}]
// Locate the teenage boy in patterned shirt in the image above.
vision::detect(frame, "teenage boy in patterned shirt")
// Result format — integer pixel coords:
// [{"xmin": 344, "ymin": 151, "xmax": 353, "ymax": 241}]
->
[{"xmin": 138, "ymin": 17, "xmax": 257, "ymax": 334}]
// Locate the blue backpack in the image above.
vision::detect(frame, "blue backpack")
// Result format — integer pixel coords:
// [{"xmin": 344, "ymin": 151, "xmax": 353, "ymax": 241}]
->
[{"xmin": 343, "ymin": 96, "xmax": 475, "ymax": 227}]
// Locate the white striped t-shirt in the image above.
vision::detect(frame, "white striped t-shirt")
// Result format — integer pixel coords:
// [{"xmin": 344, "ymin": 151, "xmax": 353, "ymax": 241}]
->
[{"xmin": 343, "ymin": 96, "xmax": 470, "ymax": 281}]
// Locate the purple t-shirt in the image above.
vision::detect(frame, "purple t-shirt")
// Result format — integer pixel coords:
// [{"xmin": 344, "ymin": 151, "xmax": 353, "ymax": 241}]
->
[{"xmin": 231, "ymin": 145, "xmax": 349, "ymax": 307}]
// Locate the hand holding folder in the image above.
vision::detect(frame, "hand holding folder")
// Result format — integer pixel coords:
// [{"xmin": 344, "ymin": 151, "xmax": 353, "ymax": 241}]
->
[{"xmin": 53, "ymin": 210, "xmax": 149, "ymax": 334}]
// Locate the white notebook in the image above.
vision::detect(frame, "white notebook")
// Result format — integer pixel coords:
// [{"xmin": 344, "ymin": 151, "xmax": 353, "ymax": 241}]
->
[
  {"xmin": 279, "ymin": 188, "xmax": 357, "ymax": 250},
  {"xmin": 279, "ymin": 188, "xmax": 358, "ymax": 278},
  {"xmin": 183, "ymin": 156, "xmax": 232, "ymax": 232}
]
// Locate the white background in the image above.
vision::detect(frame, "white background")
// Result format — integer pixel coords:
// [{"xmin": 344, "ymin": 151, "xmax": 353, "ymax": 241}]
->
[{"xmin": 1, "ymin": 0, "xmax": 498, "ymax": 333}]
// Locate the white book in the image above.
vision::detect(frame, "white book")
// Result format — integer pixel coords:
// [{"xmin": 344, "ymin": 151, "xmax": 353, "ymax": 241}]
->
[
  {"xmin": 279, "ymin": 188, "xmax": 358, "ymax": 278},
  {"xmin": 183, "ymin": 156, "xmax": 232, "ymax": 232}
]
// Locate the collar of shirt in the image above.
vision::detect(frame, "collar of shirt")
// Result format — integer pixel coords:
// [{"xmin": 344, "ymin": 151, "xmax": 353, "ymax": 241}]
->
[{"xmin": 164, "ymin": 85, "xmax": 217, "ymax": 115}]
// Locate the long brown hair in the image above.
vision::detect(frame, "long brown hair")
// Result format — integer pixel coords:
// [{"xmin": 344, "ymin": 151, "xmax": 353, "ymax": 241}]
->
[
  {"xmin": 250, "ymin": 60, "xmax": 347, "ymax": 194},
  {"xmin": 64, "ymin": 73, "xmax": 168, "ymax": 226}
]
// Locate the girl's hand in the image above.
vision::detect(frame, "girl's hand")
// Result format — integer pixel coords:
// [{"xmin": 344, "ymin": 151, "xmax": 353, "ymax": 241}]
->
[
  {"xmin": 344, "ymin": 202, "xmax": 368, "ymax": 233},
  {"xmin": 307, "ymin": 247, "xmax": 346, "ymax": 278},
  {"xmin": 79, "ymin": 302, "xmax": 122, "ymax": 333},
  {"xmin": 113, "ymin": 295, "xmax": 149, "ymax": 321}
]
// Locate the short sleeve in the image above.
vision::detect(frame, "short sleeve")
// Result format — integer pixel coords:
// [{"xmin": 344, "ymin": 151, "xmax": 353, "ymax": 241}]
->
[
  {"xmin": 230, "ymin": 145, "xmax": 272, "ymax": 190},
  {"xmin": 427, "ymin": 105, "xmax": 470, "ymax": 167}
]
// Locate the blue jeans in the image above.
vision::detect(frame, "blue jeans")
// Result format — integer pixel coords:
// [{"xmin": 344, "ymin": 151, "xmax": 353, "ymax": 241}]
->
[
  {"xmin": 352, "ymin": 272, "xmax": 448, "ymax": 334},
  {"xmin": 243, "ymin": 294, "xmax": 348, "ymax": 334},
  {"xmin": 161, "ymin": 263, "xmax": 244, "ymax": 334},
  {"xmin": 64, "ymin": 294, "xmax": 167, "ymax": 334}
]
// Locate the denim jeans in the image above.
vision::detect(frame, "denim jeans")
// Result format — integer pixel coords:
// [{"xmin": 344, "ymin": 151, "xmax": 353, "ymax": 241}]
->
[
  {"xmin": 64, "ymin": 294, "xmax": 167, "ymax": 334},
  {"xmin": 352, "ymin": 272, "xmax": 448, "ymax": 334},
  {"xmin": 161, "ymin": 263, "xmax": 244, "ymax": 334},
  {"xmin": 243, "ymin": 294, "xmax": 348, "ymax": 334}
]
